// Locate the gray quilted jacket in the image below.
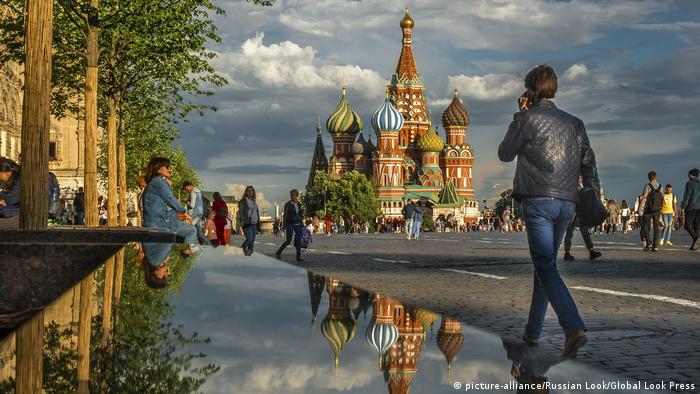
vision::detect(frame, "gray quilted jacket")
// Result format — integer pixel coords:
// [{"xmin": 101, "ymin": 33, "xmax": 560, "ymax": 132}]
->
[{"xmin": 498, "ymin": 100, "xmax": 600, "ymax": 203}]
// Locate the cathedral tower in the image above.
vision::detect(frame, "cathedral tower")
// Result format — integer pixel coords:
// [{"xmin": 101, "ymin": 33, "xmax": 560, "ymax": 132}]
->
[
  {"xmin": 307, "ymin": 120, "xmax": 329, "ymax": 190},
  {"xmin": 326, "ymin": 84, "xmax": 362, "ymax": 176},
  {"xmin": 388, "ymin": 8, "xmax": 431, "ymax": 182},
  {"xmin": 441, "ymin": 89, "xmax": 474, "ymax": 198},
  {"xmin": 372, "ymin": 94, "xmax": 405, "ymax": 216}
]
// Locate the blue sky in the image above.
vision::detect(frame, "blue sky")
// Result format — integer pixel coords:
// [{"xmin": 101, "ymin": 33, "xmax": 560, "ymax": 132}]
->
[{"xmin": 178, "ymin": 0, "xmax": 700, "ymax": 208}]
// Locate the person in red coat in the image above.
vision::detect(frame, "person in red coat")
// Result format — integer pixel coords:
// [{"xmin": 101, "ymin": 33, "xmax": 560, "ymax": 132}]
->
[
  {"xmin": 324, "ymin": 211, "xmax": 333, "ymax": 236},
  {"xmin": 211, "ymin": 192, "xmax": 228, "ymax": 245}
]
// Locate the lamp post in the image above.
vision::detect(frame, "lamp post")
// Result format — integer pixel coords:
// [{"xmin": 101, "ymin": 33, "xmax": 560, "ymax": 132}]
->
[{"xmin": 324, "ymin": 186, "xmax": 327, "ymax": 214}]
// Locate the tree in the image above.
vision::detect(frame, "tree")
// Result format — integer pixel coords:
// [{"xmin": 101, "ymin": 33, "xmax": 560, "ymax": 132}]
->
[{"xmin": 303, "ymin": 171, "xmax": 381, "ymax": 226}]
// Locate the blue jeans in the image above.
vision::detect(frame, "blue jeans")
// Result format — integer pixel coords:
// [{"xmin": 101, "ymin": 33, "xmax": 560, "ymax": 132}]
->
[
  {"xmin": 405, "ymin": 218, "xmax": 413, "ymax": 237},
  {"xmin": 276, "ymin": 224, "xmax": 302, "ymax": 260},
  {"xmin": 242, "ymin": 223, "xmax": 258, "ymax": 251},
  {"xmin": 522, "ymin": 197, "xmax": 585, "ymax": 338},
  {"xmin": 76, "ymin": 211, "xmax": 85, "ymax": 225},
  {"xmin": 176, "ymin": 221, "xmax": 197, "ymax": 246},
  {"xmin": 412, "ymin": 220, "xmax": 422, "ymax": 239},
  {"xmin": 661, "ymin": 213, "xmax": 673, "ymax": 243},
  {"xmin": 194, "ymin": 218, "xmax": 212, "ymax": 246}
]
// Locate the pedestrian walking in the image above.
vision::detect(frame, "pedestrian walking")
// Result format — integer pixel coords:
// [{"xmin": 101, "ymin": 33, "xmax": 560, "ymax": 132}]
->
[
  {"xmin": 498, "ymin": 65, "xmax": 598, "ymax": 357},
  {"xmin": 564, "ymin": 177, "xmax": 602, "ymax": 261},
  {"xmin": 183, "ymin": 181, "xmax": 211, "ymax": 246},
  {"xmin": 324, "ymin": 211, "xmax": 333, "ymax": 237},
  {"xmin": 620, "ymin": 200, "xmax": 631, "ymax": 234},
  {"xmin": 680, "ymin": 168, "xmax": 700, "ymax": 250},
  {"xmin": 660, "ymin": 184, "xmax": 678, "ymax": 246},
  {"xmin": 73, "ymin": 186, "xmax": 85, "ymax": 225},
  {"xmin": 638, "ymin": 171, "xmax": 663, "ymax": 252},
  {"xmin": 275, "ymin": 189, "xmax": 304, "ymax": 261},
  {"xmin": 402, "ymin": 200, "xmax": 416, "ymax": 239},
  {"xmin": 411, "ymin": 203, "xmax": 423, "ymax": 240},
  {"xmin": 605, "ymin": 199, "xmax": 619, "ymax": 235},
  {"xmin": 211, "ymin": 192, "xmax": 228, "ymax": 246},
  {"xmin": 238, "ymin": 186, "xmax": 260, "ymax": 256}
]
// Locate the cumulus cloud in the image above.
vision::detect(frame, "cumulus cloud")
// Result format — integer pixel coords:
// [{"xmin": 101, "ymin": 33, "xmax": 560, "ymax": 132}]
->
[
  {"xmin": 563, "ymin": 64, "xmax": 589, "ymax": 81},
  {"xmin": 213, "ymin": 33, "xmax": 385, "ymax": 99},
  {"xmin": 447, "ymin": 74, "xmax": 523, "ymax": 101}
]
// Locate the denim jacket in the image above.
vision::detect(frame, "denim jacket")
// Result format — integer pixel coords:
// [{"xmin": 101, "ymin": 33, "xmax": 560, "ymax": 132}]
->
[
  {"xmin": 142, "ymin": 176, "xmax": 185, "ymax": 233},
  {"xmin": 188, "ymin": 187, "xmax": 204, "ymax": 222}
]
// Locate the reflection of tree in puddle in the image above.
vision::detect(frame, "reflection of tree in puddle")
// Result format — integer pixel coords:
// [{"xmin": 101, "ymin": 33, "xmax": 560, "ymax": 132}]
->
[{"xmin": 0, "ymin": 245, "xmax": 218, "ymax": 392}]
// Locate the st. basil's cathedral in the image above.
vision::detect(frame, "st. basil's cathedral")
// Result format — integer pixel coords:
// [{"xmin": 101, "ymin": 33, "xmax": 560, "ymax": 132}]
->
[{"xmin": 308, "ymin": 9, "xmax": 480, "ymax": 222}]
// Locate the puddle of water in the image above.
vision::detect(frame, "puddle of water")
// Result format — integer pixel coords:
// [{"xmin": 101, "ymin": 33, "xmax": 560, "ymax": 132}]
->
[{"xmin": 0, "ymin": 245, "xmax": 661, "ymax": 393}]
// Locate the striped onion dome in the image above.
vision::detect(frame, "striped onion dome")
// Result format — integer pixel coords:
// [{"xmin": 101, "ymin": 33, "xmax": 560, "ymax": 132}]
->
[
  {"xmin": 321, "ymin": 317, "xmax": 357, "ymax": 367},
  {"xmin": 417, "ymin": 126, "xmax": 444, "ymax": 152},
  {"xmin": 442, "ymin": 88, "xmax": 470, "ymax": 128},
  {"xmin": 415, "ymin": 308, "xmax": 439, "ymax": 332},
  {"xmin": 352, "ymin": 134, "xmax": 366, "ymax": 155},
  {"xmin": 371, "ymin": 98, "xmax": 404, "ymax": 133},
  {"xmin": 366, "ymin": 322, "xmax": 399, "ymax": 365},
  {"xmin": 326, "ymin": 85, "xmax": 362, "ymax": 135},
  {"xmin": 437, "ymin": 318, "xmax": 465, "ymax": 372}
]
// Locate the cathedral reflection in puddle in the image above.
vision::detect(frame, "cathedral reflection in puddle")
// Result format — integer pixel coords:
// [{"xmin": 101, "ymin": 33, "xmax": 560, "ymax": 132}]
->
[{"xmin": 0, "ymin": 246, "xmax": 659, "ymax": 393}]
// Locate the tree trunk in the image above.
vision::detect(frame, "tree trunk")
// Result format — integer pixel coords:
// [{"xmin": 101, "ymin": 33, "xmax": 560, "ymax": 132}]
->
[
  {"xmin": 114, "ymin": 139, "xmax": 127, "ymax": 304},
  {"xmin": 78, "ymin": 3, "xmax": 100, "ymax": 391},
  {"xmin": 19, "ymin": 0, "xmax": 53, "ymax": 230},
  {"xmin": 16, "ymin": 1, "xmax": 53, "ymax": 392},
  {"xmin": 15, "ymin": 311, "xmax": 44, "ymax": 394},
  {"xmin": 101, "ymin": 97, "xmax": 118, "ymax": 346}
]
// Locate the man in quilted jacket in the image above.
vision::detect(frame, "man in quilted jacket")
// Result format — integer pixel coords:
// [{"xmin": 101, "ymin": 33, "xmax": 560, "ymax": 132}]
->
[{"xmin": 499, "ymin": 65, "xmax": 600, "ymax": 358}]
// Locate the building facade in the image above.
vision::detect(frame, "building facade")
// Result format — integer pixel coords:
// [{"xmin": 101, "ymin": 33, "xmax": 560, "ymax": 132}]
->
[{"xmin": 309, "ymin": 9, "xmax": 479, "ymax": 223}]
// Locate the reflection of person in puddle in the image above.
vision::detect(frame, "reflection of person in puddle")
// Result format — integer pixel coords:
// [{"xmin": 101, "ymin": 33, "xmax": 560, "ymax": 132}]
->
[
  {"xmin": 503, "ymin": 340, "xmax": 562, "ymax": 394},
  {"xmin": 137, "ymin": 242, "xmax": 173, "ymax": 289}
]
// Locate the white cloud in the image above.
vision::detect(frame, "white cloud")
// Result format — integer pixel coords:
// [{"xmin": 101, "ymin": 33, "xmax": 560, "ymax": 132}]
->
[
  {"xmin": 213, "ymin": 33, "xmax": 384, "ymax": 99},
  {"xmin": 563, "ymin": 64, "xmax": 589, "ymax": 81},
  {"xmin": 448, "ymin": 74, "xmax": 523, "ymax": 101}
]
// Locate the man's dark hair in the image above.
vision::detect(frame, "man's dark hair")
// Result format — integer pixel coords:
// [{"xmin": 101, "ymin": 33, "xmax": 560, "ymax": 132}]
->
[
  {"xmin": 690, "ymin": 168, "xmax": 700, "ymax": 178},
  {"xmin": 648, "ymin": 171, "xmax": 656, "ymax": 181},
  {"xmin": 666, "ymin": 184, "xmax": 672, "ymax": 189},
  {"xmin": 525, "ymin": 65, "xmax": 558, "ymax": 99},
  {"xmin": 78, "ymin": 187, "xmax": 84, "ymax": 192},
  {"xmin": 182, "ymin": 181, "xmax": 193, "ymax": 189}
]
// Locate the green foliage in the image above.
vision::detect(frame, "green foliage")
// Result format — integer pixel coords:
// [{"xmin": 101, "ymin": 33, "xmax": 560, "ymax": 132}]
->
[
  {"xmin": 303, "ymin": 171, "xmax": 381, "ymax": 224},
  {"xmin": 422, "ymin": 214, "xmax": 435, "ymax": 232}
]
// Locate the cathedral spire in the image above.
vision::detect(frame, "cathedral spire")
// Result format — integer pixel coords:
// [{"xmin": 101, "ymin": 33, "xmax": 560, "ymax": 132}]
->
[
  {"xmin": 307, "ymin": 119, "xmax": 329, "ymax": 190},
  {"xmin": 395, "ymin": 7, "xmax": 420, "ymax": 85}
]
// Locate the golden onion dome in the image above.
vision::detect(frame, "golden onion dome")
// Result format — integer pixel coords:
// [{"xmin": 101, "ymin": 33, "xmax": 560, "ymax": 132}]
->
[
  {"xmin": 418, "ymin": 127, "xmax": 444, "ymax": 152},
  {"xmin": 400, "ymin": 8, "xmax": 414, "ymax": 29},
  {"xmin": 326, "ymin": 85, "xmax": 362, "ymax": 135}
]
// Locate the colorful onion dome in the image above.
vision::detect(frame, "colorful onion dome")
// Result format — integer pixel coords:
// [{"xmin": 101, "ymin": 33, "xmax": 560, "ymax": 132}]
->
[
  {"xmin": 417, "ymin": 127, "xmax": 444, "ymax": 152},
  {"xmin": 326, "ymin": 85, "xmax": 362, "ymax": 135},
  {"xmin": 321, "ymin": 317, "xmax": 357, "ymax": 368},
  {"xmin": 415, "ymin": 308, "xmax": 439, "ymax": 332},
  {"xmin": 352, "ymin": 134, "xmax": 366, "ymax": 155},
  {"xmin": 371, "ymin": 97, "xmax": 404, "ymax": 132},
  {"xmin": 366, "ymin": 322, "xmax": 399, "ymax": 366},
  {"xmin": 442, "ymin": 88, "xmax": 470, "ymax": 128},
  {"xmin": 400, "ymin": 8, "xmax": 414, "ymax": 29},
  {"xmin": 437, "ymin": 317, "xmax": 464, "ymax": 372}
]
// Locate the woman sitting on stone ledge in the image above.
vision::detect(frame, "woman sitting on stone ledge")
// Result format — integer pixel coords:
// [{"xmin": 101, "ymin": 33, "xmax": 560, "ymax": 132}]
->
[
  {"xmin": 142, "ymin": 157, "xmax": 197, "ymax": 257},
  {"xmin": 0, "ymin": 157, "xmax": 21, "ymax": 228}
]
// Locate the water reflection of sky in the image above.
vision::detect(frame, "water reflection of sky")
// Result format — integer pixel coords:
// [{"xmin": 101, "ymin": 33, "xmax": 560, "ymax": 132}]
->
[{"xmin": 169, "ymin": 247, "xmax": 657, "ymax": 394}]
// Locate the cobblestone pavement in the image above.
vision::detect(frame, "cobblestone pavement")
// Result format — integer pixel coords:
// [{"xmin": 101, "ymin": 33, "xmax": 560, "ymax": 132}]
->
[{"xmin": 252, "ymin": 230, "xmax": 700, "ymax": 391}]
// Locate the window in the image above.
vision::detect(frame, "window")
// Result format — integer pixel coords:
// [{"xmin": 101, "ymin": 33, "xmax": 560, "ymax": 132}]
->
[{"xmin": 49, "ymin": 141, "xmax": 57, "ymax": 161}]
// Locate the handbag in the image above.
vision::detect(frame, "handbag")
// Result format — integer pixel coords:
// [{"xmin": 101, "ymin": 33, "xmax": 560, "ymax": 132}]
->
[{"xmin": 577, "ymin": 187, "xmax": 609, "ymax": 227}]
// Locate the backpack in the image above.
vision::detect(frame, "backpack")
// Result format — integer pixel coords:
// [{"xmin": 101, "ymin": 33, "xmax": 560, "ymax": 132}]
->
[
  {"xmin": 202, "ymin": 195, "xmax": 211, "ymax": 218},
  {"xmin": 646, "ymin": 183, "xmax": 663, "ymax": 213}
]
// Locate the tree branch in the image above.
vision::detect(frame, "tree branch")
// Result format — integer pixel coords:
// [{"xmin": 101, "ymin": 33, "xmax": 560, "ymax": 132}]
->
[
  {"xmin": 56, "ymin": 0, "xmax": 88, "ymax": 29},
  {"xmin": 0, "ymin": 0, "xmax": 22, "ymax": 16}
]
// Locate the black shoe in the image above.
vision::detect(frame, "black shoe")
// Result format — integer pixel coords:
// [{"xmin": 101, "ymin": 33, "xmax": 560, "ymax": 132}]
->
[
  {"xmin": 589, "ymin": 250, "xmax": 602, "ymax": 260},
  {"xmin": 563, "ymin": 253, "xmax": 575, "ymax": 261},
  {"xmin": 274, "ymin": 252, "xmax": 281, "ymax": 259},
  {"xmin": 691, "ymin": 237, "xmax": 699, "ymax": 251},
  {"xmin": 562, "ymin": 331, "xmax": 587, "ymax": 358},
  {"xmin": 651, "ymin": 246, "xmax": 659, "ymax": 252},
  {"xmin": 522, "ymin": 333, "xmax": 538, "ymax": 346},
  {"xmin": 643, "ymin": 245, "xmax": 651, "ymax": 252},
  {"xmin": 296, "ymin": 258, "xmax": 304, "ymax": 262}
]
